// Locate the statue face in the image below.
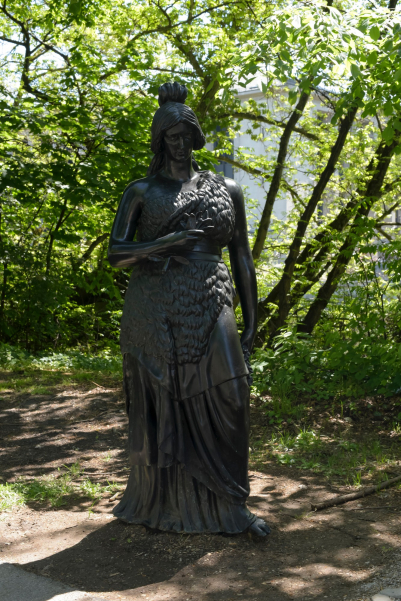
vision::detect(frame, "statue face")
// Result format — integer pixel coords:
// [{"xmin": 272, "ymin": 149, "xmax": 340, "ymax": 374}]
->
[{"xmin": 163, "ymin": 122, "xmax": 194, "ymax": 162}]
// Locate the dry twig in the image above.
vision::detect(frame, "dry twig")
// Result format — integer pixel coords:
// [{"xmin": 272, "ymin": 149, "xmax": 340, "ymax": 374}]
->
[{"xmin": 311, "ymin": 474, "xmax": 401, "ymax": 511}]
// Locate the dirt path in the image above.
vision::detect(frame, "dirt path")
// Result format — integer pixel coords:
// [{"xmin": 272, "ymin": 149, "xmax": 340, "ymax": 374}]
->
[{"xmin": 1, "ymin": 374, "xmax": 401, "ymax": 601}]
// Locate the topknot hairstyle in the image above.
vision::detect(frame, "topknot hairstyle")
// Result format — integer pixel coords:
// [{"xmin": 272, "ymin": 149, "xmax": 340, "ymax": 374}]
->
[
  {"xmin": 158, "ymin": 82, "xmax": 188, "ymax": 106},
  {"xmin": 147, "ymin": 82, "xmax": 206, "ymax": 176}
]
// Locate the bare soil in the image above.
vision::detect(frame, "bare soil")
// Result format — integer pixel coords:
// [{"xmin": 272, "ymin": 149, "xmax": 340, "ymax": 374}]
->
[{"xmin": 1, "ymin": 372, "xmax": 401, "ymax": 601}]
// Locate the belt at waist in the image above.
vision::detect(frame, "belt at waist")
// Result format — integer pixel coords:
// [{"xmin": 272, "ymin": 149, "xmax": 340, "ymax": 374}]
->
[
  {"xmin": 174, "ymin": 250, "xmax": 222, "ymax": 262},
  {"xmin": 173, "ymin": 240, "xmax": 222, "ymax": 262},
  {"xmin": 188, "ymin": 240, "xmax": 221, "ymax": 254},
  {"xmin": 146, "ymin": 242, "xmax": 222, "ymax": 271}
]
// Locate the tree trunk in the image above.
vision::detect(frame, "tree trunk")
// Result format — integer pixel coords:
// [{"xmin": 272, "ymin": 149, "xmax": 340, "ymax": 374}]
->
[
  {"xmin": 259, "ymin": 105, "xmax": 358, "ymax": 336},
  {"xmin": 252, "ymin": 91, "xmax": 310, "ymax": 261},
  {"xmin": 299, "ymin": 139, "xmax": 397, "ymax": 334}
]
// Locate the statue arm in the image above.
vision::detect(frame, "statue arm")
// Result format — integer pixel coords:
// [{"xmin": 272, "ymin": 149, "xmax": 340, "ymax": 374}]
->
[
  {"xmin": 108, "ymin": 180, "xmax": 205, "ymax": 269},
  {"xmin": 107, "ymin": 181, "xmax": 161, "ymax": 268},
  {"xmin": 226, "ymin": 179, "xmax": 258, "ymax": 352}
]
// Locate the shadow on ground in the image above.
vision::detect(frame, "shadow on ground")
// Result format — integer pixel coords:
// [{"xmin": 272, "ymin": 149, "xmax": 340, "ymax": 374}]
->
[
  {"xmin": 16, "ymin": 479, "xmax": 401, "ymax": 601},
  {"xmin": 1, "ymin": 373, "xmax": 400, "ymax": 601},
  {"xmin": 0, "ymin": 375, "xmax": 127, "ymax": 485}
]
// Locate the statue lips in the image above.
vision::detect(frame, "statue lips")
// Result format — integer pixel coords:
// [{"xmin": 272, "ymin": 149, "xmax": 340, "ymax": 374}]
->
[{"xmin": 173, "ymin": 146, "xmax": 190, "ymax": 160}]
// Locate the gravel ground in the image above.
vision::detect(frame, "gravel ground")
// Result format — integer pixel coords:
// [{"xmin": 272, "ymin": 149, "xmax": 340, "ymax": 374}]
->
[{"xmin": 350, "ymin": 550, "xmax": 401, "ymax": 600}]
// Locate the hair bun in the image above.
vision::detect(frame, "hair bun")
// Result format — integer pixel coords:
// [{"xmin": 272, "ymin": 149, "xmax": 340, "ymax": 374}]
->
[{"xmin": 158, "ymin": 82, "xmax": 188, "ymax": 107}]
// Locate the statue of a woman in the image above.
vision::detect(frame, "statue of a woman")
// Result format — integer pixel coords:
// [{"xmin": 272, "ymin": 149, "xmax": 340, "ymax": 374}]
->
[{"xmin": 108, "ymin": 82, "xmax": 270, "ymax": 536}]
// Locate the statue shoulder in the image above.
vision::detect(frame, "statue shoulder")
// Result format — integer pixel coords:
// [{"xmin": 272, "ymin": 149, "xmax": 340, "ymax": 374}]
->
[
  {"xmin": 223, "ymin": 177, "xmax": 244, "ymax": 206},
  {"xmin": 121, "ymin": 175, "xmax": 154, "ymax": 200}
]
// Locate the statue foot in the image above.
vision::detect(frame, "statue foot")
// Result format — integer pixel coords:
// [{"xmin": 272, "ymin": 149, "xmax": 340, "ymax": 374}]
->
[{"xmin": 248, "ymin": 518, "xmax": 271, "ymax": 537}]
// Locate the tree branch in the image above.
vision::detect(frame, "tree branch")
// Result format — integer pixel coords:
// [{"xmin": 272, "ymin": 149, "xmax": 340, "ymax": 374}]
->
[
  {"xmin": 375, "ymin": 226, "xmax": 393, "ymax": 241},
  {"xmin": 252, "ymin": 91, "xmax": 311, "ymax": 261},
  {"xmin": 266, "ymin": 147, "xmax": 401, "ymax": 329},
  {"xmin": 298, "ymin": 138, "xmax": 398, "ymax": 334},
  {"xmin": 73, "ymin": 233, "xmax": 110, "ymax": 269},
  {"xmin": 1, "ymin": 3, "xmax": 50, "ymax": 101},
  {"xmin": 150, "ymin": 66, "xmax": 197, "ymax": 76},
  {"xmin": 258, "ymin": 104, "xmax": 358, "ymax": 336},
  {"xmin": 29, "ymin": 31, "xmax": 69, "ymax": 62},
  {"xmin": 218, "ymin": 111, "xmax": 319, "ymax": 141},
  {"xmin": 218, "ymin": 155, "xmax": 265, "ymax": 178},
  {"xmin": 0, "ymin": 35, "xmax": 24, "ymax": 46},
  {"xmin": 283, "ymin": 180, "xmax": 307, "ymax": 209},
  {"xmin": 0, "ymin": 1, "xmax": 25, "ymax": 28},
  {"xmin": 99, "ymin": 1, "xmax": 245, "ymax": 83}
]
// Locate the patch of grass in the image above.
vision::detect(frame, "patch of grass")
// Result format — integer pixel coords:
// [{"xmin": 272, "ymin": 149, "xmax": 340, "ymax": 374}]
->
[
  {"xmin": 0, "ymin": 377, "xmax": 35, "ymax": 393},
  {"xmin": 0, "ymin": 344, "xmax": 122, "ymax": 375},
  {"xmin": 0, "ymin": 463, "xmax": 122, "ymax": 511},
  {"xmin": 29, "ymin": 385, "xmax": 53, "ymax": 395},
  {"xmin": 250, "ymin": 426, "xmax": 401, "ymax": 486},
  {"xmin": 0, "ymin": 369, "xmax": 120, "ymax": 401},
  {"xmin": 0, "ymin": 483, "xmax": 25, "ymax": 511},
  {"xmin": 0, "ymin": 344, "xmax": 122, "ymax": 398}
]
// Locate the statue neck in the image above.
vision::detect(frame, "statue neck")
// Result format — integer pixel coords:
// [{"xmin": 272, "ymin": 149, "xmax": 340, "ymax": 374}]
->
[{"xmin": 162, "ymin": 154, "xmax": 195, "ymax": 182}]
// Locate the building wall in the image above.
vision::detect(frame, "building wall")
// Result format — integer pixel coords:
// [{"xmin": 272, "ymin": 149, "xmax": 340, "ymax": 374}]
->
[{"xmin": 213, "ymin": 83, "xmax": 330, "ymax": 230}]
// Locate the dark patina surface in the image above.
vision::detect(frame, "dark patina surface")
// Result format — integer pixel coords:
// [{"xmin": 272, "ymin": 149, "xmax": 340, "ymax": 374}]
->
[{"xmin": 108, "ymin": 82, "xmax": 269, "ymax": 536}]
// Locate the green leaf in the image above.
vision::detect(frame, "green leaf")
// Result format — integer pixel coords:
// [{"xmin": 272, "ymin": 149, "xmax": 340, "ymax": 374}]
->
[
  {"xmin": 353, "ymin": 83, "xmax": 364, "ymax": 99},
  {"xmin": 369, "ymin": 26, "xmax": 380, "ymax": 41},
  {"xmin": 288, "ymin": 89, "xmax": 298, "ymax": 105},
  {"xmin": 350, "ymin": 63, "xmax": 361, "ymax": 79},
  {"xmin": 382, "ymin": 125, "xmax": 395, "ymax": 143},
  {"xmin": 281, "ymin": 49, "xmax": 291, "ymax": 62},
  {"xmin": 367, "ymin": 51, "xmax": 378, "ymax": 66},
  {"xmin": 205, "ymin": 80, "xmax": 216, "ymax": 93}
]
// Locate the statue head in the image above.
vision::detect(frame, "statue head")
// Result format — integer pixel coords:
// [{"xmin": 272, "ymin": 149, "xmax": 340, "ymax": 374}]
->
[{"xmin": 147, "ymin": 82, "xmax": 206, "ymax": 175}]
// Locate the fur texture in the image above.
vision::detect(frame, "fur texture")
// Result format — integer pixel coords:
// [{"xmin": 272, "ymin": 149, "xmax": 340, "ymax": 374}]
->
[{"xmin": 120, "ymin": 172, "xmax": 236, "ymax": 364}]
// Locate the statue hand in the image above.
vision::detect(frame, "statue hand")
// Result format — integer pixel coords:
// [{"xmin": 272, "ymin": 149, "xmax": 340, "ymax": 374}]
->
[
  {"xmin": 157, "ymin": 230, "xmax": 205, "ymax": 253},
  {"xmin": 241, "ymin": 330, "xmax": 255, "ymax": 387},
  {"xmin": 240, "ymin": 329, "xmax": 255, "ymax": 353}
]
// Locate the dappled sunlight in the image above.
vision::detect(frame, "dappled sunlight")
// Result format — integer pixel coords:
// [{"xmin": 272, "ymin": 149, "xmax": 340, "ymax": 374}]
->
[
  {"xmin": 0, "ymin": 381, "xmax": 128, "ymax": 482},
  {"xmin": 1, "ymin": 511, "xmax": 113, "ymax": 561},
  {"xmin": 0, "ymin": 473, "xmax": 398, "ymax": 600},
  {"xmin": 1, "ymin": 376, "xmax": 400, "ymax": 600}
]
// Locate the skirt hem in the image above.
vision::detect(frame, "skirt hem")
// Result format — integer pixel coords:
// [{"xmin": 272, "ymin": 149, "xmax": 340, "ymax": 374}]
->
[
  {"xmin": 112, "ymin": 511, "xmax": 256, "ymax": 535},
  {"xmin": 112, "ymin": 463, "xmax": 256, "ymax": 535}
]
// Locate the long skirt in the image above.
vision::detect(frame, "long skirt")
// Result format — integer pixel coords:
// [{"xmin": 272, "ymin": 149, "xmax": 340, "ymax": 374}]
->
[{"xmin": 113, "ymin": 353, "xmax": 256, "ymax": 534}]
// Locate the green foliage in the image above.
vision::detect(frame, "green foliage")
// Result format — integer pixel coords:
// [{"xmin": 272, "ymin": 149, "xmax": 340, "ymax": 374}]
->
[
  {"xmin": 0, "ymin": 464, "xmax": 122, "ymax": 511},
  {"xmin": 252, "ymin": 329, "xmax": 401, "ymax": 402},
  {"xmin": 250, "ymin": 427, "xmax": 400, "ymax": 485},
  {"xmin": 0, "ymin": 343, "xmax": 122, "ymax": 375},
  {"xmin": 1, "ymin": 0, "xmax": 401, "ymax": 420},
  {"xmin": 252, "ymin": 235, "xmax": 401, "ymax": 403},
  {"xmin": 0, "ymin": 0, "xmax": 256, "ymax": 350}
]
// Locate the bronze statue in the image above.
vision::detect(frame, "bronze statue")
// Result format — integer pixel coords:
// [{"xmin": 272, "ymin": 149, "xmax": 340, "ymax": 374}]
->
[{"xmin": 108, "ymin": 82, "xmax": 270, "ymax": 536}]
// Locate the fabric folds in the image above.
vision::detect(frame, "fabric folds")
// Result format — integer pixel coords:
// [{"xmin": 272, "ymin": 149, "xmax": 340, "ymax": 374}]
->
[
  {"xmin": 123, "ymin": 352, "xmax": 251, "ymax": 504},
  {"xmin": 114, "ymin": 352, "xmax": 256, "ymax": 533},
  {"xmin": 113, "ymin": 464, "xmax": 256, "ymax": 534},
  {"xmin": 115, "ymin": 171, "xmax": 256, "ymax": 534}
]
